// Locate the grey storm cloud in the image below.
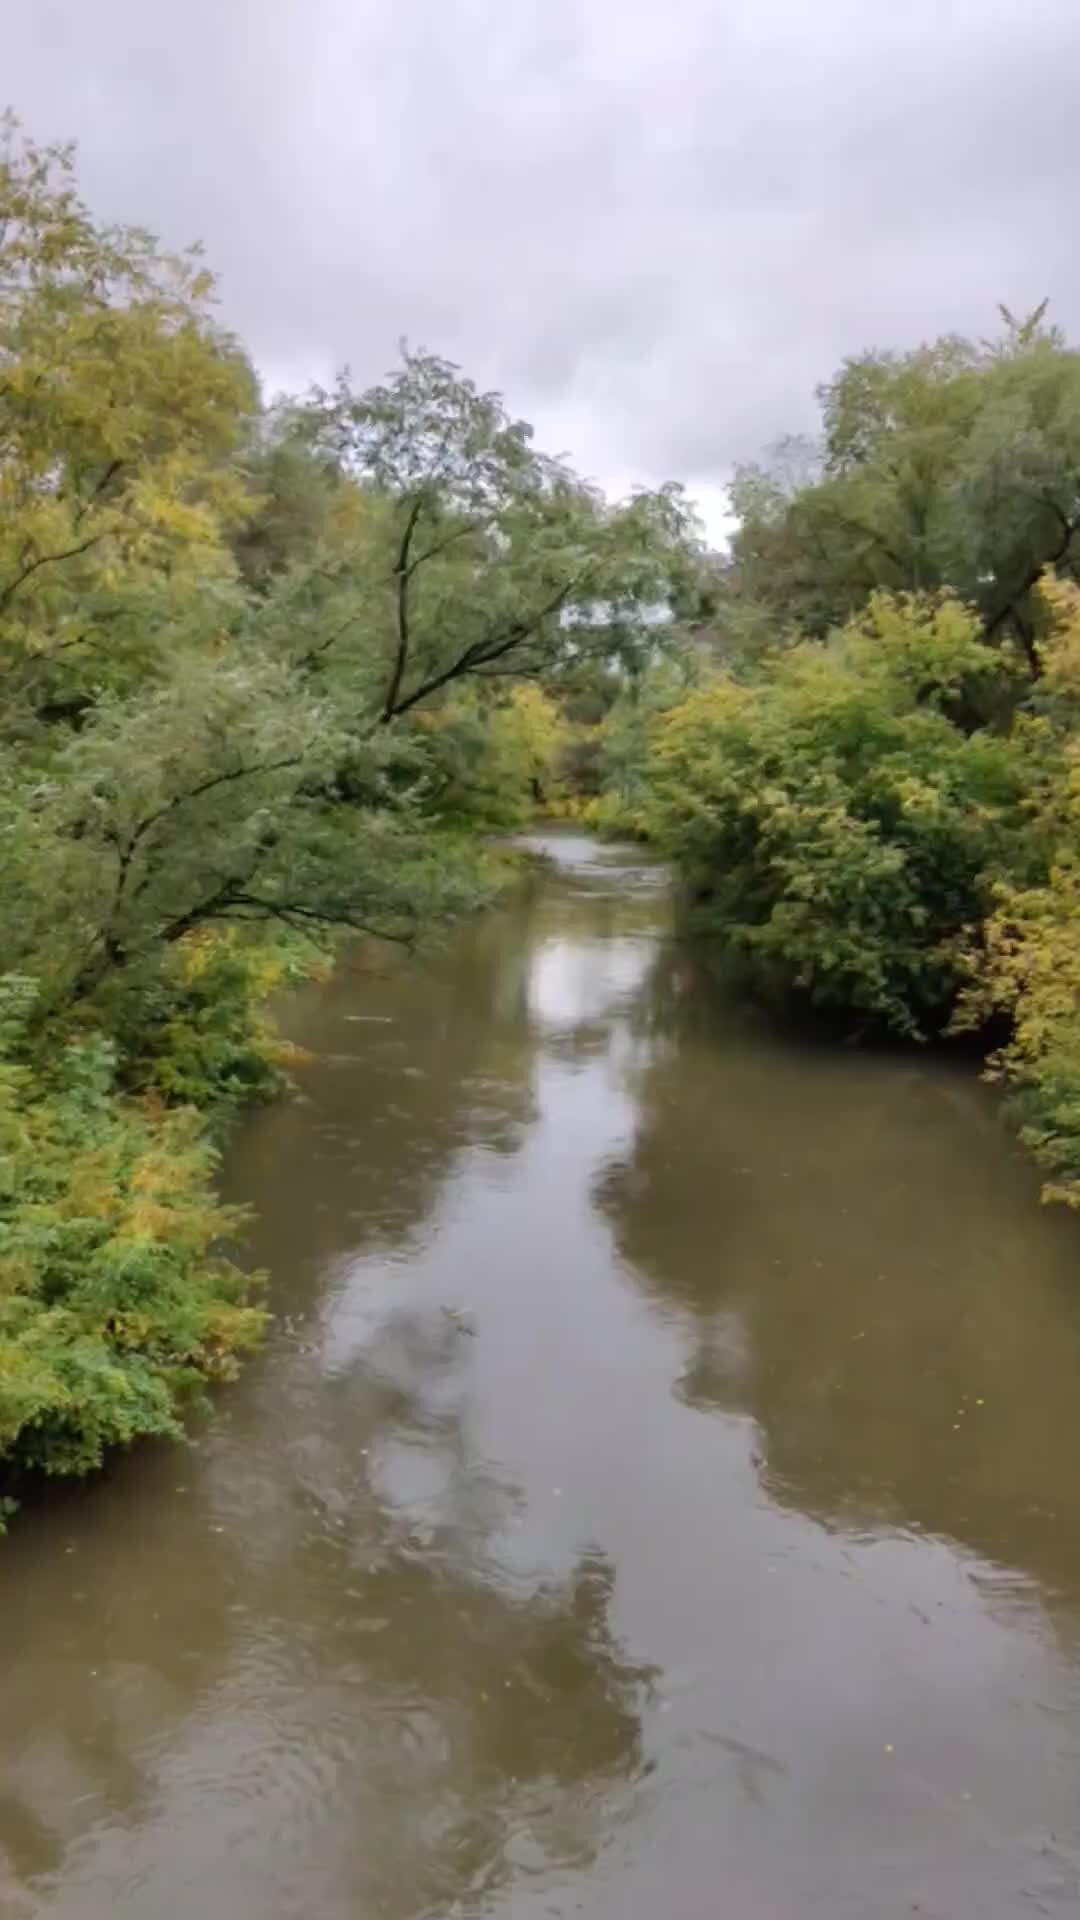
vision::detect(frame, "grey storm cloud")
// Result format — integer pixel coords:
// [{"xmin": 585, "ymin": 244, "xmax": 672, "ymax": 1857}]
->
[{"xmin": 6, "ymin": 0, "xmax": 1080, "ymax": 529}]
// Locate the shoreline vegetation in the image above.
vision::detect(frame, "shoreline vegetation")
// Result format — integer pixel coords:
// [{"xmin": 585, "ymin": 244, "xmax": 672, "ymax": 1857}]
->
[
  {"xmin": 0, "ymin": 121, "xmax": 702, "ymax": 1517},
  {"xmin": 3, "ymin": 122, "xmax": 1080, "ymax": 1517}
]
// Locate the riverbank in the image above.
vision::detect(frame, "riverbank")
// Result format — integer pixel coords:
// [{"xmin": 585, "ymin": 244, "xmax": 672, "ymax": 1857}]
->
[{"xmin": 0, "ymin": 839, "xmax": 524, "ymax": 1526}]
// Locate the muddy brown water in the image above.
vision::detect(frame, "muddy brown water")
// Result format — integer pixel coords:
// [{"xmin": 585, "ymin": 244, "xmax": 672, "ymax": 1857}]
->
[{"xmin": 4, "ymin": 830, "xmax": 1080, "ymax": 1918}]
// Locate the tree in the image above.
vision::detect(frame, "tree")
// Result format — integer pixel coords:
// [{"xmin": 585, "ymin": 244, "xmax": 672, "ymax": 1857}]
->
[
  {"xmin": 0, "ymin": 636, "xmax": 500, "ymax": 1018},
  {"xmin": 727, "ymin": 311, "xmax": 1080, "ymax": 674},
  {"xmin": 647, "ymin": 593, "xmax": 1031, "ymax": 1035},
  {"xmin": 231, "ymin": 406, "xmax": 352, "ymax": 590},
  {"xmin": 0, "ymin": 119, "xmax": 256, "ymax": 723},
  {"xmin": 295, "ymin": 349, "xmax": 704, "ymax": 723}
]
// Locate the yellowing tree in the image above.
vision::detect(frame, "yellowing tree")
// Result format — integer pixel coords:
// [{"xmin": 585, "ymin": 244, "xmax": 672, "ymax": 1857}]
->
[
  {"xmin": 0, "ymin": 119, "xmax": 256, "ymax": 712},
  {"xmin": 494, "ymin": 684, "xmax": 569, "ymax": 807},
  {"xmin": 961, "ymin": 575, "xmax": 1080, "ymax": 1203}
]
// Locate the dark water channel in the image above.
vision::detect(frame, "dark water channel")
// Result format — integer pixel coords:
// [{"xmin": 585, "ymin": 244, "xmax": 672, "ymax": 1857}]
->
[{"xmin": 5, "ymin": 831, "xmax": 1080, "ymax": 1917}]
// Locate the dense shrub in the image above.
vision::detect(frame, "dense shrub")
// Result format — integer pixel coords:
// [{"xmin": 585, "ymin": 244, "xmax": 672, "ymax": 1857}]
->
[
  {"xmin": 955, "ymin": 578, "xmax": 1080, "ymax": 1201},
  {"xmin": 647, "ymin": 594, "xmax": 1033, "ymax": 1035},
  {"xmin": 96, "ymin": 928, "xmax": 325, "ymax": 1108},
  {"xmin": 0, "ymin": 978, "xmax": 266, "ymax": 1493}
]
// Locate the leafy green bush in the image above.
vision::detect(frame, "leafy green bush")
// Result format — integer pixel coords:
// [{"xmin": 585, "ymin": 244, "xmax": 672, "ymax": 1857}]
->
[
  {"xmin": 965, "ymin": 862, "xmax": 1080, "ymax": 1204},
  {"xmin": 954, "ymin": 577, "xmax": 1080, "ymax": 1201},
  {"xmin": 648, "ymin": 594, "xmax": 1032, "ymax": 1035},
  {"xmin": 391, "ymin": 685, "xmax": 571, "ymax": 827},
  {"xmin": 94, "ymin": 929, "xmax": 325, "ymax": 1108},
  {"xmin": 0, "ymin": 978, "xmax": 266, "ymax": 1495}
]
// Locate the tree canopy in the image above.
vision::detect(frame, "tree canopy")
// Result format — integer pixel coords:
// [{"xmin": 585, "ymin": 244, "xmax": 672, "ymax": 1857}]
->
[{"xmin": 723, "ymin": 307, "xmax": 1080, "ymax": 676}]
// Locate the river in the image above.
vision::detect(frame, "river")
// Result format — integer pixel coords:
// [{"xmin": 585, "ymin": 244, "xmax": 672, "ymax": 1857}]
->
[{"xmin": 4, "ymin": 830, "xmax": 1080, "ymax": 1917}]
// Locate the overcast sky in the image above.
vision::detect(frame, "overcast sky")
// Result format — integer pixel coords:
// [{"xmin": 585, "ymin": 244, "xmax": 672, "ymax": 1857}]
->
[{"xmin": 6, "ymin": 0, "xmax": 1078, "ymax": 538}]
